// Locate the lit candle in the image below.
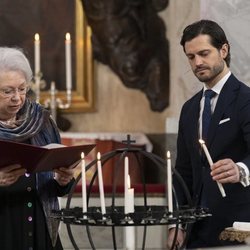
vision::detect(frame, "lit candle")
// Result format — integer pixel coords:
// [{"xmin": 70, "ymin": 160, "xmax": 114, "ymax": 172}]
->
[
  {"xmin": 34, "ymin": 33, "xmax": 40, "ymax": 75},
  {"xmin": 125, "ymin": 175, "xmax": 135, "ymax": 250},
  {"xmin": 97, "ymin": 152, "xmax": 106, "ymax": 216},
  {"xmin": 124, "ymin": 156, "xmax": 129, "ymax": 208},
  {"xmin": 34, "ymin": 33, "xmax": 40, "ymax": 102},
  {"xmin": 81, "ymin": 152, "xmax": 87, "ymax": 219},
  {"xmin": 65, "ymin": 33, "xmax": 72, "ymax": 92},
  {"xmin": 167, "ymin": 151, "xmax": 173, "ymax": 214},
  {"xmin": 199, "ymin": 139, "xmax": 226, "ymax": 197}
]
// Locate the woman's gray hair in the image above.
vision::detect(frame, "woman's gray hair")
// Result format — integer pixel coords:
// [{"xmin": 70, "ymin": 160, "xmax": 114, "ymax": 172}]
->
[{"xmin": 0, "ymin": 47, "xmax": 33, "ymax": 82}]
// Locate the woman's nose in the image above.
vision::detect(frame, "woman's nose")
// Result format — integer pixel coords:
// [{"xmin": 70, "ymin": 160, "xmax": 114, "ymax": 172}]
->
[{"xmin": 10, "ymin": 91, "xmax": 22, "ymax": 100}]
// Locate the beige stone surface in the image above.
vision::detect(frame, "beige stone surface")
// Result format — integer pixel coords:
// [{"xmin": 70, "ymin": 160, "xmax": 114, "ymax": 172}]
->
[{"xmin": 64, "ymin": 0, "xmax": 201, "ymax": 134}]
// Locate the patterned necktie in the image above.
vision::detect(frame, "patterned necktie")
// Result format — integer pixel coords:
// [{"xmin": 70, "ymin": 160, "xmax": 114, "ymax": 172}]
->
[{"xmin": 202, "ymin": 89, "xmax": 216, "ymax": 141}]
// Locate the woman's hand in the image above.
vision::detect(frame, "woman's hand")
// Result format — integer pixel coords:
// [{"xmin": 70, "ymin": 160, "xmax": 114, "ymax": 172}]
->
[
  {"xmin": 0, "ymin": 164, "xmax": 26, "ymax": 186},
  {"xmin": 54, "ymin": 167, "xmax": 75, "ymax": 186}
]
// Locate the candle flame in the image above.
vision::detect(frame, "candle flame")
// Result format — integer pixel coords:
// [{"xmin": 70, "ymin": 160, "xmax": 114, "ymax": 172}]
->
[
  {"xmin": 65, "ymin": 32, "xmax": 71, "ymax": 41},
  {"xmin": 81, "ymin": 152, "xmax": 85, "ymax": 159},
  {"xmin": 34, "ymin": 33, "xmax": 40, "ymax": 41},
  {"xmin": 199, "ymin": 139, "xmax": 205, "ymax": 144},
  {"xmin": 167, "ymin": 151, "xmax": 171, "ymax": 159},
  {"xmin": 127, "ymin": 175, "xmax": 131, "ymax": 189},
  {"xmin": 125, "ymin": 156, "xmax": 129, "ymax": 165},
  {"xmin": 97, "ymin": 152, "xmax": 101, "ymax": 160}
]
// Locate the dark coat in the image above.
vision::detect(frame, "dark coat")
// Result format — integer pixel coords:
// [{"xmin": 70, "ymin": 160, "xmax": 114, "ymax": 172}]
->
[{"xmin": 174, "ymin": 74, "xmax": 250, "ymax": 247}]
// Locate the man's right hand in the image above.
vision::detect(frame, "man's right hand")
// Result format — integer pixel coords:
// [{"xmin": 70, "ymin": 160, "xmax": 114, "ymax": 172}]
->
[
  {"xmin": 167, "ymin": 227, "xmax": 185, "ymax": 249},
  {"xmin": 0, "ymin": 164, "xmax": 26, "ymax": 186}
]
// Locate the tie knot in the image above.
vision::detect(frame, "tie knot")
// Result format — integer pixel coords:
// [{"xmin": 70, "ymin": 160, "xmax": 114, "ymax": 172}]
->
[{"xmin": 204, "ymin": 89, "xmax": 216, "ymax": 99}]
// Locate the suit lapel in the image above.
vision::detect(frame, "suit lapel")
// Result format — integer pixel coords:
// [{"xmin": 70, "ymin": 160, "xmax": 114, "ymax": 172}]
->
[
  {"xmin": 207, "ymin": 74, "xmax": 240, "ymax": 147},
  {"xmin": 190, "ymin": 91, "xmax": 202, "ymax": 141}
]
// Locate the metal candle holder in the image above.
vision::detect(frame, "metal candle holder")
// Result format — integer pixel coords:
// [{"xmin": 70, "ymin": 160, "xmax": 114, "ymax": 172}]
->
[
  {"xmin": 52, "ymin": 135, "xmax": 211, "ymax": 250},
  {"xmin": 31, "ymin": 74, "xmax": 71, "ymax": 121},
  {"xmin": 43, "ymin": 81, "xmax": 71, "ymax": 121},
  {"xmin": 52, "ymin": 206, "xmax": 210, "ymax": 227}
]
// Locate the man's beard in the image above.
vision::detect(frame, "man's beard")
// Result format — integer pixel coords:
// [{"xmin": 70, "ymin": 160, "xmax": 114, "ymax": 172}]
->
[{"xmin": 194, "ymin": 61, "xmax": 224, "ymax": 83}]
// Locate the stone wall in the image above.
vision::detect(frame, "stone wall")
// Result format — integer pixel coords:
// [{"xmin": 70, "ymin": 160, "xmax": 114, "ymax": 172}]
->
[{"xmin": 64, "ymin": 0, "xmax": 201, "ymax": 134}]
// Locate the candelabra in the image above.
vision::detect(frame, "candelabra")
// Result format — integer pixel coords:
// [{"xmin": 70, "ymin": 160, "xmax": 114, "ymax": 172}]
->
[
  {"xmin": 43, "ymin": 81, "xmax": 71, "ymax": 121},
  {"xmin": 32, "ymin": 74, "xmax": 72, "ymax": 121},
  {"xmin": 51, "ymin": 135, "xmax": 211, "ymax": 250},
  {"xmin": 33, "ymin": 31, "xmax": 72, "ymax": 121}
]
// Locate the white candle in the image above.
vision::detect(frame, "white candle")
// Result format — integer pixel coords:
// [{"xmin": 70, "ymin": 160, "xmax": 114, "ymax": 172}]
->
[
  {"xmin": 167, "ymin": 151, "xmax": 173, "ymax": 214},
  {"xmin": 125, "ymin": 175, "xmax": 134, "ymax": 214},
  {"xmin": 65, "ymin": 33, "xmax": 72, "ymax": 92},
  {"xmin": 34, "ymin": 33, "xmax": 40, "ymax": 75},
  {"xmin": 34, "ymin": 33, "xmax": 40, "ymax": 102},
  {"xmin": 124, "ymin": 156, "xmax": 129, "ymax": 209},
  {"xmin": 199, "ymin": 139, "xmax": 226, "ymax": 197},
  {"xmin": 125, "ymin": 175, "xmax": 135, "ymax": 250},
  {"xmin": 49, "ymin": 82, "xmax": 57, "ymax": 120},
  {"xmin": 50, "ymin": 81, "xmax": 56, "ymax": 94},
  {"xmin": 97, "ymin": 152, "xmax": 106, "ymax": 216},
  {"xmin": 81, "ymin": 152, "xmax": 87, "ymax": 219}
]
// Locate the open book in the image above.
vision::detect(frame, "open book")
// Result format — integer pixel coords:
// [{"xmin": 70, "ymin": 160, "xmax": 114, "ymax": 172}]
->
[{"xmin": 0, "ymin": 139, "xmax": 95, "ymax": 173}]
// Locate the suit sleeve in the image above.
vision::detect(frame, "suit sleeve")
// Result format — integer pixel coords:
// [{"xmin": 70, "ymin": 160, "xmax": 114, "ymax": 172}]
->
[
  {"xmin": 238, "ymin": 91, "xmax": 250, "ymax": 167},
  {"xmin": 173, "ymin": 104, "xmax": 194, "ymax": 207}
]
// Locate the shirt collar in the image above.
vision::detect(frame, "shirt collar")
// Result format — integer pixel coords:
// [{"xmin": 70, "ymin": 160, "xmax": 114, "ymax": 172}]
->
[{"xmin": 203, "ymin": 71, "xmax": 231, "ymax": 95}]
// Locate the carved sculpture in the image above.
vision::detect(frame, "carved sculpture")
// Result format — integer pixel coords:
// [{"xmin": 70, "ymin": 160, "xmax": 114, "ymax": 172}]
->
[{"xmin": 81, "ymin": 0, "xmax": 170, "ymax": 111}]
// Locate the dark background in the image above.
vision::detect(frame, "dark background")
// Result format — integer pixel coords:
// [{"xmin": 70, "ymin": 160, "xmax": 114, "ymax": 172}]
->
[{"xmin": 0, "ymin": 0, "xmax": 76, "ymax": 90}]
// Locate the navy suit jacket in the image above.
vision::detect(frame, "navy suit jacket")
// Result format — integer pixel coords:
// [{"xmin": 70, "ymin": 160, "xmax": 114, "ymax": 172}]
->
[{"xmin": 174, "ymin": 74, "xmax": 250, "ymax": 247}]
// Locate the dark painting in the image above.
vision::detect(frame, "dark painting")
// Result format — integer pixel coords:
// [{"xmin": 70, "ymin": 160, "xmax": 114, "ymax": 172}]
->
[{"xmin": 0, "ymin": 0, "xmax": 76, "ymax": 91}]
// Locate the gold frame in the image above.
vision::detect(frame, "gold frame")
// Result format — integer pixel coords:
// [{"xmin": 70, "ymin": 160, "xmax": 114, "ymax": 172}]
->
[{"xmin": 40, "ymin": 0, "xmax": 94, "ymax": 113}]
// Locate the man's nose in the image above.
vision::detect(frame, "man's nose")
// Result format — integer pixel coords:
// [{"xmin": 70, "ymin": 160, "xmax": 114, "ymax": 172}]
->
[{"xmin": 194, "ymin": 55, "xmax": 203, "ymax": 66}]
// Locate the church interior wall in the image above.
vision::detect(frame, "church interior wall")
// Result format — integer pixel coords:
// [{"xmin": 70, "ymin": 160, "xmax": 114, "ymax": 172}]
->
[{"xmin": 64, "ymin": 0, "xmax": 201, "ymax": 134}]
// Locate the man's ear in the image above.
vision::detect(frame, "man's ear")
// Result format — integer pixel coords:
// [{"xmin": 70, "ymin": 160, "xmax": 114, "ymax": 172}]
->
[{"xmin": 221, "ymin": 43, "xmax": 229, "ymax": 59}]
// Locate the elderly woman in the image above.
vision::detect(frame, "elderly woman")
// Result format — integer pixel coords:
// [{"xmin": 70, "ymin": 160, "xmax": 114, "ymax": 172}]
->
[{"xmin": 0, "ymin": 47, "xmax": 74, "ymax": 249}]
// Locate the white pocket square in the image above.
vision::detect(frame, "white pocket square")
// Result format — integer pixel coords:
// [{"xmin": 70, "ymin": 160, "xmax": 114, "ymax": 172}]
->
[{"xmin": 219, "ymin": 118, "xmax": 230, "ymax": 125}]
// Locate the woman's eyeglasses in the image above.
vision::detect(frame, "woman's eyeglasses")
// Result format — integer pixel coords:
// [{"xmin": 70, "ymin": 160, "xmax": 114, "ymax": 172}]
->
[{"xmin": 0, "ymin": 85, "xmax": 29, "ymax": 98}]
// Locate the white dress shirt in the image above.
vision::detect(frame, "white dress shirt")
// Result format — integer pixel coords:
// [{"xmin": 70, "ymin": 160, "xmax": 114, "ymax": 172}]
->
[{"xmin": 199, "ymin": 71, "xmax": 249, "ymax": 187}]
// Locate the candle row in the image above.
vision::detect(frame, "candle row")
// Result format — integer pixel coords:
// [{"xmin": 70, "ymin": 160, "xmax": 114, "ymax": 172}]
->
[
  {"xmin": 34, "ymin": 33, "xmax": 72, "ymax": 92},
  {"xmin": 81, "ymin": 146, "xmax": 223, "ymax": 216},
  {"xmin": 80, "ymin": 153, "xmax": 173, "ymax": 249},
  {"xmin": 81, "ymin": 154, "xmax": 137, "ymax": 216},
  {"xmin": 81, "ymin": 154, "xmax": 136, "ymax": 248},
  {"xmin": 81, "ymin": 152, "xmax": 106, "ymax": 217}
]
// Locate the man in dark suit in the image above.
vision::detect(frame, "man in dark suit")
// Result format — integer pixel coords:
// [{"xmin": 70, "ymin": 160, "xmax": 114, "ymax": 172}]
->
[{"xmin": 167, "ymin": 19, "xmax": 250, "ymax": 249}]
